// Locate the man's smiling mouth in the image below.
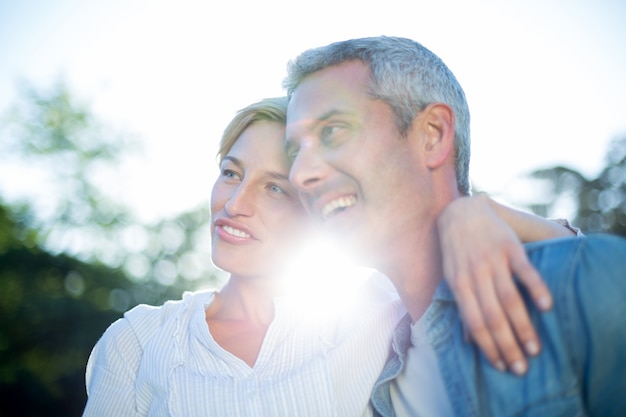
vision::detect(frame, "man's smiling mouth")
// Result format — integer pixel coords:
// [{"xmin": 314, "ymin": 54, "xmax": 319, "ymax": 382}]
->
[{"xmin": 321, "ymin": 196, "xmax": 357, "ymax": 220}]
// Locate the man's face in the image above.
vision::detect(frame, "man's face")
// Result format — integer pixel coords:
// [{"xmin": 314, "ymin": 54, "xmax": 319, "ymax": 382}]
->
[{"xmin": 285, "ymin": 60, "xmax": 430, "ymax": 264}]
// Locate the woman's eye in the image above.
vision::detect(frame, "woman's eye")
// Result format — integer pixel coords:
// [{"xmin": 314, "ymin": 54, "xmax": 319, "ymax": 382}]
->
[
  {"xmin": 222, "ymin": 169, "xmax": 240, "ymax": 180},
  {"xmin": 268, "ymin": 183, "xmax": 285, "ymax": 194}
]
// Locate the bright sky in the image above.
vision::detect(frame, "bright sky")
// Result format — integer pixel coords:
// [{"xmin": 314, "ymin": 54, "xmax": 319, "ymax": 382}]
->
[{"xmin": 1, "ymin": 0, "xmax": 625, "ymax": 223}]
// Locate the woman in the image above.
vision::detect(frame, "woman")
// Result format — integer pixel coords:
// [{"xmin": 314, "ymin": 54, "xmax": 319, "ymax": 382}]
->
[{"xmin": 82, "ymin": 97, "xmax": 576, "ymax": 416}]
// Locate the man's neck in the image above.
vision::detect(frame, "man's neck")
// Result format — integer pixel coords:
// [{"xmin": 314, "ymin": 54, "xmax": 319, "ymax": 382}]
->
[{"xmin": 377, "ymin": 224, "xmax": 444, "ymax": 323}]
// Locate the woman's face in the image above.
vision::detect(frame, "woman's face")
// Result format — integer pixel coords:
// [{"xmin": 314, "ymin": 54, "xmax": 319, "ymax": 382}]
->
[{"xmin": 210, "ymin": 120, "xmax": 309, "ymax": 277}]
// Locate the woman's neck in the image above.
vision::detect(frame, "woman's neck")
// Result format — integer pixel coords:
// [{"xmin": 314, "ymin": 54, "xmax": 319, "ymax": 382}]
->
[
  {"xmin": 208, "ymin": 274, "xmax": 277, "ymax": 324},
  {"xmin": 205, "ymin": 274, "xmax": 278, "ymax": 367}
]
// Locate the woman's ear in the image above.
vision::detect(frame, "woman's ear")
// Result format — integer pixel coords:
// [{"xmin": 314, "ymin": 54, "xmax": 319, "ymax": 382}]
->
[{"xmin": 419, "ymin": 103, "xmax": 455, "ymax": 169}]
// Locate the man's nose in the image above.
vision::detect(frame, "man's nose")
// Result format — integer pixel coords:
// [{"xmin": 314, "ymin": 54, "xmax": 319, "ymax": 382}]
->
[{"xmin": 289, "ymin": 146, "xmax": 329, "ymax": 191}]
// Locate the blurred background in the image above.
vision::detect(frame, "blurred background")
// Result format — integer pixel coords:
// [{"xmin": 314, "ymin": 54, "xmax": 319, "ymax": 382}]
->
[{"xmin": 0, "ymin": 0, "xmax": 625, "ymax": 415}]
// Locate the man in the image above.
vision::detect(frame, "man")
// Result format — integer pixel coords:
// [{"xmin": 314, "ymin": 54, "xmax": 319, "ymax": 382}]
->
[{"xmin": 283, "ymin": 36, "xmax": 626, "ymax": 416}]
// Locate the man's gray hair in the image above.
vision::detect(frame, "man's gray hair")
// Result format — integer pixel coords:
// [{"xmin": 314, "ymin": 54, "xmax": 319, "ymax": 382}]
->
[{"xmin": 282, "ymin": 36, "xmax": 471, "ymax": 196}]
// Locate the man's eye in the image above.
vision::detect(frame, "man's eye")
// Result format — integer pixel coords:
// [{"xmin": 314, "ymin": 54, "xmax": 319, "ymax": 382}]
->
[
  {"xmin": 320, "ymin": 124, "xmax": 344, "ymax": 144},
  {"xmin": 321, "ymin": 125, "xmax": 336, "ymax": 140}
]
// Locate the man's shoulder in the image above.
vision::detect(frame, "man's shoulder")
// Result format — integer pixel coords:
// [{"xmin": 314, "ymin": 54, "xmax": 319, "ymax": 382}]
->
[
  {"xmin": 524, "ymin": 232, "xmax": 626, "ymax": 250},
  {"xmin": 524, "ymin": 233, "xmax": 626, "ymax": 269},
  {"xmin": 523, "ymin": 233, "xmax": 626, "ymax": 415},
  {"xmin": 523, "ymin": 233, "xmax": 626, "ymax": 312}
]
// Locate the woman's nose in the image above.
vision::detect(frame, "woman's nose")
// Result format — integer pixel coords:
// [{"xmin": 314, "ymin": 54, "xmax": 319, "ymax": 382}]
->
[{"xmin": 224, "ymin": 183, "xmax": 255, "ymax": 217}]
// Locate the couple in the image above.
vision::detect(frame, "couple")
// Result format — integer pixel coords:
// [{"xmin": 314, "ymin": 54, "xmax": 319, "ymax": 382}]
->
[{"xmin": 83, "ymin": 36, "xmax": 626, "ymax": 416}]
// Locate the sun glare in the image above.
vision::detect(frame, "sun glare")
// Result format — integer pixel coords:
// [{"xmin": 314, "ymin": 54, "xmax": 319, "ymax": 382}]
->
[{"xmin": 278, "ymin": 233, "xmax": 381, "ymax": 323}]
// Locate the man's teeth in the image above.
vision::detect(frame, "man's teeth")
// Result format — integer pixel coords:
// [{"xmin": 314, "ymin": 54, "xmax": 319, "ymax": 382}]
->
[
  {"xmin": 321, "ymin": 196, "xmax": 356, "ymax": 220},
  {"xmin": 223, "ymin": 225, "xmax": 251, "ymax": 238}
]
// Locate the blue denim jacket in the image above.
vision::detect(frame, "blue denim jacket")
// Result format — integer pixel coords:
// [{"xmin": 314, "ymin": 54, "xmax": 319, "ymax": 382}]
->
[{"xmin": 371, "ymin": 234, "xmax": 626, "ymax": 417}]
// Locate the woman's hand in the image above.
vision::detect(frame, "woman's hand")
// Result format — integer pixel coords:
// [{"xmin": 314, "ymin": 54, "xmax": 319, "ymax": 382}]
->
[{"xmin": 437, "ymin": 195, "xmax": 557, "ymax": 375}]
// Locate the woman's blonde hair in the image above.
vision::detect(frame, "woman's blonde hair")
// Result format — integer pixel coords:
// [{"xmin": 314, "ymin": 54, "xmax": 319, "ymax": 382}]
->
[{"xmin": 216, "ymin": 97, "xmax": 288, "ymax": 163}]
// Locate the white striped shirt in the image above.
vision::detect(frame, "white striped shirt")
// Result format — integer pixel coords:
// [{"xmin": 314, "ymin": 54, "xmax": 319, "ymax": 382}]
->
[{"xmin": 83, "ymin": 272, "xmax": 405, "ymax": 417}]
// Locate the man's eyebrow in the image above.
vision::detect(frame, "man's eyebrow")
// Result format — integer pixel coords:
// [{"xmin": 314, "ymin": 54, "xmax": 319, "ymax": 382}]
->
[
  {"xmin": 319, "ymin": 109, "xmax": 352, "ymax": 120},
  {"xmin": 286, "ymin": 108, "xmax": 355, "ymax": 145},
  {"xmin": 317, "ymin": 108, "xmax": 357, "ymax": 123}
]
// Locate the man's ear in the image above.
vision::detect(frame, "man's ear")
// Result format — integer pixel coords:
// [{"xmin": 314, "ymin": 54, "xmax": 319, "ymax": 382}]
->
[{"xmin": 418, "ymin": 103, "xmax": 455, "ymax": 169}]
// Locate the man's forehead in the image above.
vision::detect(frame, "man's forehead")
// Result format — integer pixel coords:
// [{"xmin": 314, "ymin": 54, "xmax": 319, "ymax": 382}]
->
[
  {"xmin": 284, "ymin": 62, "xmax": 372, "ymax": 140},
  {"xmin": 289, "ymin": 61, "xmax": 369, "ymax": 106},
  {"xmin": 287, "ymin": 79, "xmax": 366, "ymax": 123}
]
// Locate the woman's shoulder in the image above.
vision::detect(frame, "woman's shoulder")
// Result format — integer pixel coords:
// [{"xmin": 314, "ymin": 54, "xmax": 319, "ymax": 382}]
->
[
  {"xmin": 123, "ymin": 289, "xmax": 217, "ymax": 346},
  {"xmin": 85, "ymin": 289, "xmax": 218, "ymax": 388}
]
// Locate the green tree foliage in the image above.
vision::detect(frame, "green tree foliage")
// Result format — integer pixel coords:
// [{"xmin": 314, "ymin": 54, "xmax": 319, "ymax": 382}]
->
[
  {"xmin": 0, "ymin": 201, "xmax": 199, "ymax": 416},
  {"xmin": 1, "ymin": 80, "xmax": 132, "ymax": 256},
  {"xmin": 1, "ymin": 202, "xmax": 129, "ymax": 415},
  {"xmin": 526, "ymin": 135, "xmax": 626, "ymax": 237},
  {"xmin": 0, "ymin": 81, "xmax": 222, "ymax": 416}
]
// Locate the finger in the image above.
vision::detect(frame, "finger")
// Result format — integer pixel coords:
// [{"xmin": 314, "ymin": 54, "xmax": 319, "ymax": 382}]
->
[
  {"xmin": 473, "ymin": 266, "xmax": 528, "ymax": 375},
  {"xmin": 509, "ymin": 246, "xmax": 553, "ymax": 311},
  {"xmin": 450, "ymin": 275, "xmax": 506, "ymax": 371},
  {"xmin": 493, "ymin": 265, "xmax": 541, "ymax": 360}
]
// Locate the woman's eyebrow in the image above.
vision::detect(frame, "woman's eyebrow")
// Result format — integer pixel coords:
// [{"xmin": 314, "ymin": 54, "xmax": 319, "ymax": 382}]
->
[
  {"xmin": 221, "ymin": 155, "xmax": 243, "ymax": 169},
  {"xmin": 223, "ymin": 155, "xmax": 289, "ymax": 182},
  {"xmin": 266, "ymin": 171, "xmax": 290, "ymax": 182}
]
